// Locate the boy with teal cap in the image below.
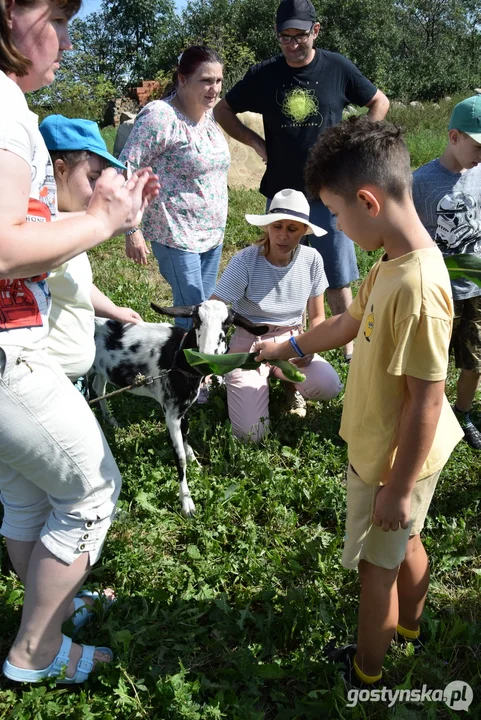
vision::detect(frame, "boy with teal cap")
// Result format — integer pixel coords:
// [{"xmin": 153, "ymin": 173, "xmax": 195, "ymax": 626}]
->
[{"xmin": 413, "ymin": 96, "xmax": 481, "ymax": 449}]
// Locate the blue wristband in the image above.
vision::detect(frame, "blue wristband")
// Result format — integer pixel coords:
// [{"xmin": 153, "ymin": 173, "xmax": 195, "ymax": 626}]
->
[{"xmin": 289, "ymin": 336, "xmax": 305, "ymax": 358}]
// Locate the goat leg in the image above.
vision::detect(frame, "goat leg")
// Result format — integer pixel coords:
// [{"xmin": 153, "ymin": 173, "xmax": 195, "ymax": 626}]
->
[
  {"xmin": 165, "ymin": 413, "xmax": 196, "ymax": 517},
  {"xmin": 181, "ymin": 415, "xmax": 201, "ymax": 467}
]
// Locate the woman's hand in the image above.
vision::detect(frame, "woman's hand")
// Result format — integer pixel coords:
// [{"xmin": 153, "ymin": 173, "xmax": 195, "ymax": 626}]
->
[
  {"xmin": 86, "ymin": 167, "xmax": 159, "ymax": 239},
  {"xmin": 125, "ymin": 229, "xmax": 150, "ymax": 266},
  {"xmin": 290, "ymin": 353, "xmax": 314, "ymax": 369}
]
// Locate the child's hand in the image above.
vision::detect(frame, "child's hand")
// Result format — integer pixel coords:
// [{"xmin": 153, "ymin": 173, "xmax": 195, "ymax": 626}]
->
[
  {"xmin": 112, "ymin": 307, "xmax": 143, "ymax": 324},
  {"xmin": 372, "ymin": 485, "xmax": 411, "ymax": 532},
  {"xmin": 254, "ymin": 340, "xmax": 283, "ymax": 362}
]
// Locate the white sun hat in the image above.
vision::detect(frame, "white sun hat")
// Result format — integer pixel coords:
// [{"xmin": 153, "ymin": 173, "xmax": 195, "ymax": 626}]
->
[{"xmin": 245, "ymin": 188, "xmax": 327, "ymax": 237}]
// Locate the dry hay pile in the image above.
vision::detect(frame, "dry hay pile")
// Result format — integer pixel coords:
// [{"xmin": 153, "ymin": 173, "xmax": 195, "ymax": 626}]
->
[{"xmin": 222, "ymin": 111, "xmax": 265, "ymax": 190}]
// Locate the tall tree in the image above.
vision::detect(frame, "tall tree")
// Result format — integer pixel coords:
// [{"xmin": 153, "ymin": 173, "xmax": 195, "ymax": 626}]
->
[
  {"xmin": 101, "ymin": 0, "xmax": 178, "ymax": 86},
  {"xmin": 391, "ymin": 0, "xmax": 481, "ymax": 98},
  {"xmin": 176, "ymin": 0, "xmax": 256, "ymax": 90}
]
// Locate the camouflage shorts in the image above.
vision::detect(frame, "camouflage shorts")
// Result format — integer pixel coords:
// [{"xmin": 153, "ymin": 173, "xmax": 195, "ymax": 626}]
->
[{"xmin": 452, "ymin": 296, "xmax": 481, "ymax": 372}]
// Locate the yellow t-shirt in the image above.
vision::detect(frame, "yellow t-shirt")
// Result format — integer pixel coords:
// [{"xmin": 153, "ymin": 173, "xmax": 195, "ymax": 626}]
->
[{"xmin": 340, "ymin": 247, "xmax": 463, "ymax": 486}]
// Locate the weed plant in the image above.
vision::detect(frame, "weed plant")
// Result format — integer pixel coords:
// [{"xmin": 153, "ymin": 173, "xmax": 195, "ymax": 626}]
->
[{"xmin": 0, "ymin": 122, "xmax": 479, "ymax": 719}]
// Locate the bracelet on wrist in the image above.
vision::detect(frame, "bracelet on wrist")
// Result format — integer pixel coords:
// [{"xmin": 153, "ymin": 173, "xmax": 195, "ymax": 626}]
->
[
  {"xmin": 289, "ymin": 335, "xmax": 305, "ymax": 358},
  {"xmin": 125, "ymin": 227, "xmax": 140, "ymax": 237}
]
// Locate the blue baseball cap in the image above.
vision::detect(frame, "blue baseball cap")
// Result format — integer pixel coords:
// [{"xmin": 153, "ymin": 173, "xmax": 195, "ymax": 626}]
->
[{"xmin": 39, "ymin": 115, "xmax": 126, "ymax": 170}]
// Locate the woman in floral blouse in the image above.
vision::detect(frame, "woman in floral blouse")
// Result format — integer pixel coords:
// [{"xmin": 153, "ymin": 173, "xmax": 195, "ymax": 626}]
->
[{"xmin": 120, "ymin": 46, "xmax": 230, "ymax": 330}]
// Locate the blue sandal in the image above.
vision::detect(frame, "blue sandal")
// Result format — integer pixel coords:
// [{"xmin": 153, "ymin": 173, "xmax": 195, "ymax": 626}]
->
[
  {"xmin": 3, "ymin": 634, "xmax": 113, "ymax": 684},
  {"xmin": 71, "ymin": 590, "xmax": 116, "ymax": 632}
]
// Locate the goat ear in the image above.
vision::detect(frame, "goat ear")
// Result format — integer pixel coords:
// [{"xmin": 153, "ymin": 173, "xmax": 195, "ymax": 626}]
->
[
  {"xmin": 232, "ymin": 311, "xmax": 269, "ymax": 336},
  {"xmin": 151, "ymin": 303, "xmax": 196, "ymax": 318}
]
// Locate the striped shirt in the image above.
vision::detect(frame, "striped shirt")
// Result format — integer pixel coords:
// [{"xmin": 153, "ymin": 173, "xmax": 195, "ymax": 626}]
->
[{"xmin": 215, "ymin": 244, "xmax": 328, "ymax": 326}]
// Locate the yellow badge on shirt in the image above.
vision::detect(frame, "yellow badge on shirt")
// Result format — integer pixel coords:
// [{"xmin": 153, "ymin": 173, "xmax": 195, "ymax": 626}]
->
[{"xmin": 364, "ymin": 305, "xmax": 374, "ymax": 342}]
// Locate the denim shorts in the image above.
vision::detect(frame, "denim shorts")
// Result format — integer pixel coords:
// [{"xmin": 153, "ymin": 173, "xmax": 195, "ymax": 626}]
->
[{"xmin": 0, "ymin": 345, "xmax": 121, "ymax": 565}]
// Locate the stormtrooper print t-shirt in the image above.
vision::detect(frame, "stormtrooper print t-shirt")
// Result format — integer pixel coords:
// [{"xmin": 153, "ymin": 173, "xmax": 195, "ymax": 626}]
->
[
  {"xmin": 413, "ymin": 159, "xmax": 481, "ymax": 300},
  {"xmin": 225, "ymin": 50, "xmax": 376, "ymax": 198}
]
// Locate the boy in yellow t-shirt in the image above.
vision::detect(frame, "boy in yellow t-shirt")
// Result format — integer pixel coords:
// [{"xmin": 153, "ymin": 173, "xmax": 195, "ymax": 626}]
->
[{"xmin": 254, "ymin": 116, "xmax": 464, "ymax": 688}]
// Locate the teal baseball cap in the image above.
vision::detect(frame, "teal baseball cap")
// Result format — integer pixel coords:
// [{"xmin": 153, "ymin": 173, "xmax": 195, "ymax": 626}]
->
[
  {"xmin": 39, "ymin": 115, "xmax": 126, "ymax": 170},
  {"xmin": 448, "ymin": 96, "xmax": 481, "ymax": 143}
]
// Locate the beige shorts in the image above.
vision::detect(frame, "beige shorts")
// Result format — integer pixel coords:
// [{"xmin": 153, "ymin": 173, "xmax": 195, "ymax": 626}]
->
[
  {"xmin": 0, "ymin": 345, "xmax": 121, "ymax": 566},
  {"xmin": 342, "ymin": 465, "xmax": 442, "ymax": 571}
]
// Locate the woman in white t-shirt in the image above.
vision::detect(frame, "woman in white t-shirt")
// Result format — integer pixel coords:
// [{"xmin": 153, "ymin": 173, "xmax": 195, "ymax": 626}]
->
[
  {"xmin": 213, "ymin": 189, "xmax": 342, "ymax": 442},
  {"xmin": 0, "ymin": 0, "xmax": 158, "ymax": 685},
  {"xmin": 39, "ymin": 114, "xmax": 143, "ymax": 387}
]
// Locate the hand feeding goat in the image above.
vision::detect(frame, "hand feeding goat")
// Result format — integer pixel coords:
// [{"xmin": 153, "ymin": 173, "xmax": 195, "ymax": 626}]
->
[{"xmin": 91, "ymin": 300, "xmax": 268, "ymax": 516}]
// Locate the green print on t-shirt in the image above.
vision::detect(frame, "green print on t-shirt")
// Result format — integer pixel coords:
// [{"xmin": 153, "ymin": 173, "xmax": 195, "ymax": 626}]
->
[{"xmin": 281, "ymin": 87, "xmax": 319, "ymax": 123}]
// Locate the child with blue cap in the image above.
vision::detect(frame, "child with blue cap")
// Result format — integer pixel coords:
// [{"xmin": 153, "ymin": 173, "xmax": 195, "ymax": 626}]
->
[{"xmin": 39, "ymin": 115, "xmax": 143, "ymax": 389}]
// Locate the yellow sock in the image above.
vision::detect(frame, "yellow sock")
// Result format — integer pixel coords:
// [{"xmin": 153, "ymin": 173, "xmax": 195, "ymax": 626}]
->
[
  {"xmin": 396, "ymin": 623, "xmax": 420, "ymax": 640},
  {"xmin": 353, "ymin": 655, "xmax": 382, "ymax": 684}
]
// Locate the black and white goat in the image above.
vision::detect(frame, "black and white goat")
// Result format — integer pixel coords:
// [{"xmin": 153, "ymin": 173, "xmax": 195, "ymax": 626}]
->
[{"xmin": 91, "ymin": 300, "xmax": 268, "ymax": 516}]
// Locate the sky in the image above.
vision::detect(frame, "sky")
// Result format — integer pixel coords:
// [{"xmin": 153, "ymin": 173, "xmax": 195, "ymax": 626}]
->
[{"xmin": 77, "ymin": 0, "xmax": 187, "ymax": 19}]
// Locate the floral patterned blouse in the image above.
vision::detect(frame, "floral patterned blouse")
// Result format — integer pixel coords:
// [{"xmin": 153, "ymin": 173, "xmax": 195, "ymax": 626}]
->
[{"xmin": 119, "ymin": 96, "xmax": 230, "ymax": 253}]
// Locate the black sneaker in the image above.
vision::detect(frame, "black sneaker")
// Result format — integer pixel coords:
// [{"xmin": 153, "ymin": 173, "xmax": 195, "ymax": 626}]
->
[
  {"xmin": 453, "ymin": 406, "xmax": 481, "ymax": 449},
  {"xmin": 462, "ymin": 417, "xmax": 481, "ymax": 450},
  {"xmin": 327, "ymin": 642, "xmax": 382, "ymax": 689}
]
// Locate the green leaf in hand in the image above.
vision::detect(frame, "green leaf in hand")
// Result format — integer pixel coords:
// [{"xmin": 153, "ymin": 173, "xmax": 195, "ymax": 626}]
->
[{"xmin": 184, "ymin": 349, "xmax": 306, "ymax": 383}]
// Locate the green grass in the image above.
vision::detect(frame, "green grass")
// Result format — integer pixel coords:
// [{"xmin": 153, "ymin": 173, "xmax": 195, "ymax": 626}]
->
[
  {"xmin": 1, "ymin": 123, "xmax": 480, "ymax": 719},
  {"xmin": 102, "ymin": 126, "xmax": 117, "ymax": 155}
]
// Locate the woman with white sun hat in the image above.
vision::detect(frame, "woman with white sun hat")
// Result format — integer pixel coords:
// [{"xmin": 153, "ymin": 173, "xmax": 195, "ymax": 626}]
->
[{"xmin": 212, "ymin": 188, "xmax": 342, "ymax": 442}]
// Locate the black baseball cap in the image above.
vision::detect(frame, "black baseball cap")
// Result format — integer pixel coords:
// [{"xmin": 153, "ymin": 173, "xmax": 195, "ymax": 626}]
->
[{"xmin": 276, "ymin": 0, "xmax": 316, "ymax": 33}]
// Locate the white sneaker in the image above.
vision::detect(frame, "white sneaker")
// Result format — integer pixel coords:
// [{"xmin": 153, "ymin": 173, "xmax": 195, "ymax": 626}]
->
[
  {"xmin": 196, "ymin": 382, "xmax": 210, "ymax": 404},
  {"xmin": 286, "ymin": 390, "xmax": 307, "ymax": 418}
]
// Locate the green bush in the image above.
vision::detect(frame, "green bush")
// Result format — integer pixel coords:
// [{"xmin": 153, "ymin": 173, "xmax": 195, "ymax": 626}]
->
[
  {"xmin": 387, "ymin": 95, "xmax": 466, "ymax": 169},
  {"xmin": 29, "ymin": 74, "xmax": 116, "ymax": 125}
]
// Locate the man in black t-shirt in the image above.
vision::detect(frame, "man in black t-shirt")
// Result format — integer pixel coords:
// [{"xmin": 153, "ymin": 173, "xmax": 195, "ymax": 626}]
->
[{"xmin": 214, "ymin": 0, "xmax": 389, "ymax": 359}]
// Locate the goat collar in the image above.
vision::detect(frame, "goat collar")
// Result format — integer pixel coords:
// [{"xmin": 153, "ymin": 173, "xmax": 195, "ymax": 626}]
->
[
  {"xmin": 178, "ymin": 331, "xmax": 188, "ymax": 354},
  {"xmin": 173, "ymin": 330, "xmax": 203, "ymax": 377}
]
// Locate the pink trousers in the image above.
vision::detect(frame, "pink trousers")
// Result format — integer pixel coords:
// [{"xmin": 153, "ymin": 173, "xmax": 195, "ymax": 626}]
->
[{"xmin": 226, "ymin": 326, "xmax": 343, "ymax": 442}]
